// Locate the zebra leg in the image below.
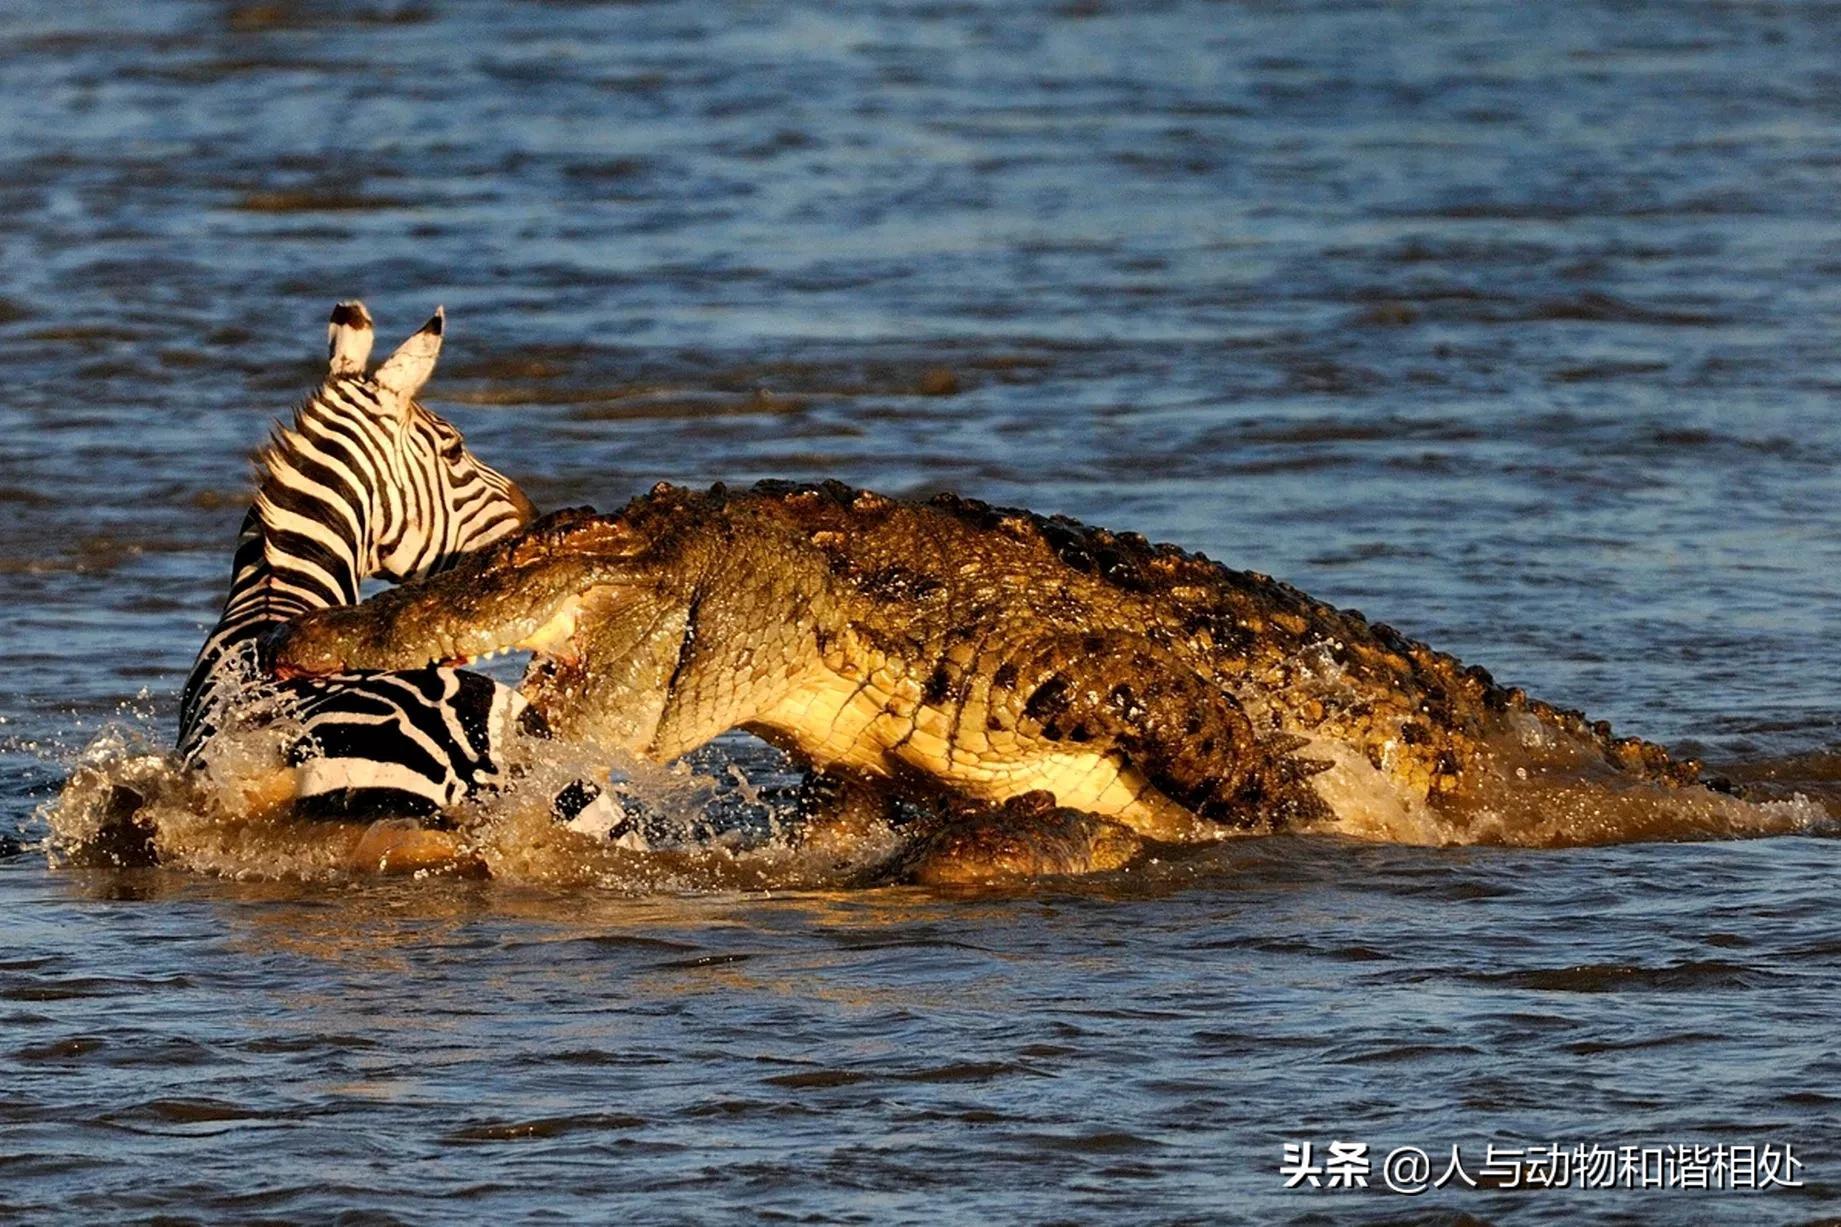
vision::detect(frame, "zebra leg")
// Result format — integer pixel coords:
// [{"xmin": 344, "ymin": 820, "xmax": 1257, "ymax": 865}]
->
[
  {"xmin": 514, "ymin": 698, "xmax": 646, "ymax": 849},
  {"xmin": 556, "ymin": 783, "xmax": 643, "ymax": 848}
]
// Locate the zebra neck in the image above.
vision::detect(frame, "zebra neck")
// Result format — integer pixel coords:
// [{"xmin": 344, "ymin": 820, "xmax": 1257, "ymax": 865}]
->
[
  {"xmin": 222, "ymin": 499, "xmax": 369, "ymax": 635},
  {"xmin": 177, "ymin": 500, "xmax": 372, "ymax": 751}
]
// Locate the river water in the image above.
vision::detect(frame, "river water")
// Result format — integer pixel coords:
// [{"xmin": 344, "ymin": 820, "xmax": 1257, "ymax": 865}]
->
[{"xmin": 3, "ymin": 1, "xmax": 1840, "ymax": 1221}]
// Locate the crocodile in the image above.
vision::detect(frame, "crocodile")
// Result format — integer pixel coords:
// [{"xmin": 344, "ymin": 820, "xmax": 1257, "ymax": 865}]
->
[{"xmin": 269, "ymin": 479, "xmax": 1714, "ymax": 876}]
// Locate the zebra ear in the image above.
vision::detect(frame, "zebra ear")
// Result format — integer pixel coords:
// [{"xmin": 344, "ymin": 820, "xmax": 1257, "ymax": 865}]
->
[
  {"xmin": 326, "ymin": 300, "xmax": 374, "ymax": 375},
  {"xmin": 372, "ymin": 307, "xmax": 444, "ymax": 407}
]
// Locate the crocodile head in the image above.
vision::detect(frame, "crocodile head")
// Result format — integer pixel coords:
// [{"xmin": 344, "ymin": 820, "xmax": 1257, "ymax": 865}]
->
[{"xmin": 270, "ymin": 507, "xmax": 645, "ymax": 676}]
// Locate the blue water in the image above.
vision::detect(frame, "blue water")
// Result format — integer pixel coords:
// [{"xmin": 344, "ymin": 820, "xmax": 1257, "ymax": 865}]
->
[{"xmin": 2, "ymin": 1, "xmax": 1840, "ymax": 1221}]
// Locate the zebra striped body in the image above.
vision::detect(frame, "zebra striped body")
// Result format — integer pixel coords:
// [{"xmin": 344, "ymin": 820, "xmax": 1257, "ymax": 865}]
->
[
  {"xmin": 178, "ymin": 512, "xmax": 532, "ymax": 817},
  {"xmin": 178, "ymin": 304, "xmax": 549, "ymax": 820}
]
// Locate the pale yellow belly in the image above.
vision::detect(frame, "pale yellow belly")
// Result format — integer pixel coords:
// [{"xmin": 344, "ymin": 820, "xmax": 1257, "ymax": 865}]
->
[{"xmin": 753, "ymin": 664, "xmax": 1200, "ymax": 840}]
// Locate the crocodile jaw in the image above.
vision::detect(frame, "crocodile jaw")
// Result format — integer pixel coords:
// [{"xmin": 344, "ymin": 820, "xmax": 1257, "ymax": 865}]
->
[
  {"xmin": 272, "ymin": 584, "xmax": 619, "ymax": 676},
  {"xmin": 512, "ymin": 594, "xmax": 587, "ymax": 659},
  {"xmin": 448, "ymin": 589, "xmax": 605, "ymax": 668}
]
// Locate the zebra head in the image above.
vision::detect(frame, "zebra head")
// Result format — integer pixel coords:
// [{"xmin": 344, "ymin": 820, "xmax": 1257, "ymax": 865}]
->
[{"xmin": 260, "ymin": 302, "xmax": 537, "ymax": 592}]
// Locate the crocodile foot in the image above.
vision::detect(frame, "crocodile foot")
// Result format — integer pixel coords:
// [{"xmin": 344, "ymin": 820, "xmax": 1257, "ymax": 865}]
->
[
  {"xmin": 900, "ymin": 791, "xmax": 1144, "ymax": 886},
  {"xmin": 790, "ymin": 769, "xmax": 903, "ymax": 869}
]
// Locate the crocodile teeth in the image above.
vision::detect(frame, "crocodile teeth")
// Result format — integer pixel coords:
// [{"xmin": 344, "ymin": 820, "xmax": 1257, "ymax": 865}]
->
[{"xmin": 516, "ymin": 596, "xmax": 584, "ymax": 656}]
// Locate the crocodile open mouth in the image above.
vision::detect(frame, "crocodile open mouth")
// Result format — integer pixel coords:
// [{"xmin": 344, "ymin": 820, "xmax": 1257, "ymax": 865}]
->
[
  {"xmin": 443, "ymin": 586, "xmax": 621, "ymax": 671},
  {"xmin": 270, "ymin": 578, "xmax": 634, "ymax": 680},
  {"xmin": 448, "ymin": 591, "xmax": 588, "ymax": 666}
]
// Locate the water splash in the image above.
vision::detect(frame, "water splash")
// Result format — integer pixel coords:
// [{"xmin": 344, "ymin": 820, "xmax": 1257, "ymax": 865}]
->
[
  {"xmin": 40, "ymin": 709, "xmax": 901, "ymax": 891},
  {"xmin": 42, "ymin": 703, "xmax": 1837, "ymax": 890}
]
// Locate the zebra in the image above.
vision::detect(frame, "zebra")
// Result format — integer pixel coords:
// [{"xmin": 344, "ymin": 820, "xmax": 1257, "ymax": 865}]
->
[{"xmin": 179, "ymin": 301, "xmax": 620, "ymax": 832}]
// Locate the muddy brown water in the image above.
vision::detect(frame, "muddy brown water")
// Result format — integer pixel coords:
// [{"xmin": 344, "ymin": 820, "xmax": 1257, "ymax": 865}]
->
[{"xmin": 3, "ymin": 1, "xmax": 1841, "ymax": 1222}]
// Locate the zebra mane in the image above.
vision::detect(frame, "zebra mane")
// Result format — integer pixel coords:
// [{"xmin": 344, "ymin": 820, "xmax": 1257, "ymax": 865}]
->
[
  {"xmin": 250, "ymin": 401, "xmax": 314, "ymax": 493},
  {"xmin": 249, "ymin": 404, "xmax": 317, "ymax": 526},
  {"xmin": 247, "ymin": 390, "xmax": 376, "ymax": 568}
]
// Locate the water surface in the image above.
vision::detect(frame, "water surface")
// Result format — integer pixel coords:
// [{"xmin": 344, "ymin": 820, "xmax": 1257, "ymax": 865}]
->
[{"xmin": 2, "ymin": 1, "xmax": 1840, "ymax": 1221}]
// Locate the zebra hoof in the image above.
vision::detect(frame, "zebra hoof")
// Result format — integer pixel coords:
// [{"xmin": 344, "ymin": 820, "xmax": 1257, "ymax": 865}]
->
[{"xmin": 345, "ymin": 819, "xmax": 487, "ymax": 878}]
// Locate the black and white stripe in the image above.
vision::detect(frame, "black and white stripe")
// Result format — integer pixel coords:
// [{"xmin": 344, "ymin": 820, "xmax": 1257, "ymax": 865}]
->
[{"xmin": 177, "ymin": 302, "xmax": 589, "ymax": 823}]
